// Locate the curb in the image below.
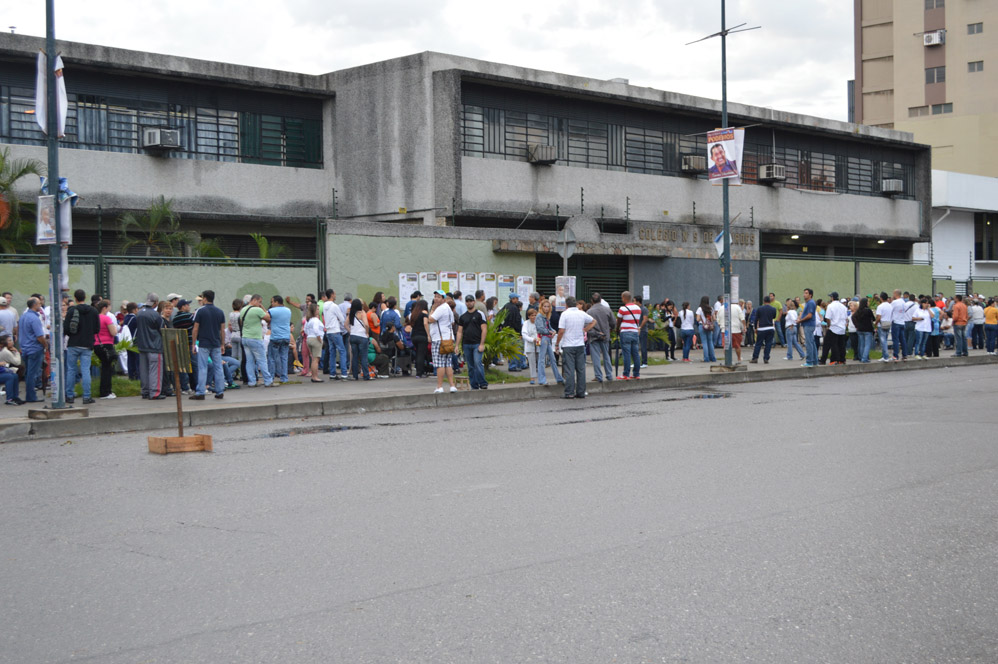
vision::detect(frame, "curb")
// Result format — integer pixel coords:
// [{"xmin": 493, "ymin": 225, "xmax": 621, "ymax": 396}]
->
[{"xmin": 2, "ymin": 355, "xmax": 994, "ymax": 443}]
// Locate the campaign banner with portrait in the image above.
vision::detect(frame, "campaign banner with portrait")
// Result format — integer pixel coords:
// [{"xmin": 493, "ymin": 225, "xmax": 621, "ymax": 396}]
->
[
  {"xmin": 36, "ymin": 195, "xmax": 56, "ymax": 245},
  {"xmin": 706, "ymin": 128, "xmax": 744, "ymax": 185}
]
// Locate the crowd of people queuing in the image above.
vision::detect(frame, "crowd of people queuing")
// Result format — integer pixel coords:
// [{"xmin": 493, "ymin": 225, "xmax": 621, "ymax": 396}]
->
[{"xmin": 0, "ymin": 283, "xmax": 995, "ymax": 408}]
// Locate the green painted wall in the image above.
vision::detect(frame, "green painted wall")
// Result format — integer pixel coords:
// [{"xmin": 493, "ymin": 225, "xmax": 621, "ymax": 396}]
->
[
  {"xmin": 327, "ymin": 234, "xmax": 535, "ymax": 302},
  {"xmin": 858, "ymin": 263, "xmax": 932, "ymax": 297},
  {"xmin": 0, "ymin": 262, "xmax": 96, "ymax": 311},
  {"xmin": 764, "ymin": 258, "xmax": 854, "ymax": 302},
  {"xmin": 973, "ymin": 281, "xmax": 998, "ymax": 297},
  {"xmin": 109, "ymin": 265, "xmax": 316, "ymax": 311},
  {"xmin": 933, "ymin": 279, "xmax": 956, "ymax": 298}
]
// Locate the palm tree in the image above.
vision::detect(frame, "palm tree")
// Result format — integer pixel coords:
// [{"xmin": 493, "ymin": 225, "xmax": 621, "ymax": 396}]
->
[
  {"xmin": 249, "ymin": 232, "xmax": 291, "ymax": 260},
  {"xmin": 191, "ymin": 236, "xmax": 230, "ymax": 259},
  {"xmin": 116, "ymin": 196, "xmax": 194, "ymax": 256},
  {"xmin": 0, "ymin": 147, "xmax": 45, "ymax": 254}
]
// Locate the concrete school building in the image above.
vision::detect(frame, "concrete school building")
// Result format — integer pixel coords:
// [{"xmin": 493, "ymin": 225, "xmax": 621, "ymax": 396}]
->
[{"xmin": 1, "ymin": 34, "xmax": 932, "ymax": 309}]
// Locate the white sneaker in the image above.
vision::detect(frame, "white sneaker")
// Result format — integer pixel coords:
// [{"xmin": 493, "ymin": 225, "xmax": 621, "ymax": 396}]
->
[
  {"xmin": 640, "ymin": 364, "xmax": 648, "ymax": 368},
  {"xmin": 449, "ymin": 386, "xmax": 458, "ymax": 393},
  {"xmin": 100, "ymin": 393, "xmax": 116, "ymax": 399},
  {"xmin": 433, "ymin": 387, "xmax": 444, "ymax": 394}
]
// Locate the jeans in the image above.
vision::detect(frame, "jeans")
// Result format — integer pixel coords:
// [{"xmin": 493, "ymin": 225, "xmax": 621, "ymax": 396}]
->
[
  {"xmin": 752, "ymin": 329, "xmax": 774, "ymax": 361},
  {"xmin": 971, "ymin": 321, "xmax": 985, "ymax": 349},
  {"xmin": 24, "ymin": 350, "xmax": 44, "ymax": 402},
  {"xmin": 904, "ymin": 321, "xmax": 916, "ymax": 357},
  {"xmin": 349, "ymin": 334, "xmax": 370, "ymax": 379},
  {"xmin": 915, "ymin": 330, "xmax": 929, "ymax": 356},
  {"xmin": 325, "ymin": 332, "xmax": 347, "ymax": 377},
  {"xmin": 639, "ymin": 327, "xmax": 649, "ymax": 364},
  {"xmin": 537, "ymin": 336, "xmax": 562, "ymax": 384},
  {"xmin": 878, "ymin": 327, "xmax": 891, "ymax": 359},
  {"xmin": 966, "ymin": 321, "xmax": 975, "ymax": 349},
  {"xmin": 857, "ymin": 331, "xmax": 874, "ymax": 362},
  {"xmin": 802, "ymin": 324, "xmax": 817, "ymax": 365},
  {"xmin": 590, "ymin": 338, "xmax": 613, "ymax": 381},
  {"xmin": 463, "ymin": 343, "xmax": 487, "ymax": 388},
  {"xmin": 681, "ymin": 329, "xmax": 694, "ymax": 360},
  {"xmin": 891, "ymin": 322, "xmax": 906, "ymax": 359},
  {"xmin": 561, "ymin": 345, "xmax": 586, "ymax": 398},
  {"xmin": 620, "ymin": 331, "xmax": 640, "ymax": 377},
  {"xmin": 65, "ymin": 346, "xmax": 92, "ymax": 400},
  {"xmin": 267, "ymin": 339, "xmax": 290, "ymax": 382},
  {"xmin": 700, "ymin": 324, "xmax": 716, "ymax": 362},
  {"xmin": 215, "ymin": 354, "xmax": 239, "ymax": 385},
  {"xmin": 0, "ymin": 369, "xmax": 19, "ymax": 402},
  {"xmin": 953, "ymin": 325, "xmax": 967, "ymax": 356},
  {"xmin": 196, "ymin": 346, "xmax": 225, "ymax": 395},
  {"xmin": 775, "ymin": 323, "xmax": 786, "ymax": 347},
  {"xmin": 242, "ymin": 337, "xmax": 273, "ymax": 386},
  {"xmin": 785, "ymin": 326, "xmax": 805, "ymax": 359},
  {"xmin": 985, "ymin": 324, "xmax": 998, "ymax": 353}
]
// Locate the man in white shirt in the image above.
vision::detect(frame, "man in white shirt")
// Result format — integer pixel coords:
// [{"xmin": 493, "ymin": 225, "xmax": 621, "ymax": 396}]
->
[
  {"xmin": 426, "ymin": 290, "xmax": 457, "ymax": 394},
  {"xmin": 711, "ymin": 296, "xmax": 724, "ymax": 349},
  {"xmin": 824, "ymin": 292, "xmax": 849, "ymax": 365},
  {"xmin": 888, "ymin": 289, "xmax": 908, "ymax": 360},
  {"xmin": 338, "ymin": 293, "xmax": 353, "ymax": 369},
  {"xmin": 556, "ymin": 296, "xmax": 595, "ymax": 399},
  {"xmin": 322, "ymin": 289, "xmax": 347, "ymax": 379},
  {"xmin": 875, "ymin": 292, "xmax": 894, "ymax": 362},
  {"xmin": 718, "ymin": 300, "xmax": 746, "ymax": 362}
]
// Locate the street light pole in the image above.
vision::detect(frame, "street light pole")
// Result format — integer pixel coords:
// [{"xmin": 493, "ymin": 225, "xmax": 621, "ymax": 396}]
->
[
  {"xmin": 45, "ymin": 0, "xmax": 66, "ymax": 409},
  {"xmin": 721, "ymin": 0, "xmax": 732, "ymax": 368}
]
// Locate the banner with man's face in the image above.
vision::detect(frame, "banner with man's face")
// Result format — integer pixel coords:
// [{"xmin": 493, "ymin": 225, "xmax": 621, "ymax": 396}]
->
[{"xmin": 706, "ymin": 128, "xmax": 744, "ymax": 185}]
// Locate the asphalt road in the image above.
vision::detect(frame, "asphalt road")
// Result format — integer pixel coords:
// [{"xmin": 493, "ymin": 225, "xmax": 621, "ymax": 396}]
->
[{"xmin": 2, "ymin": 366, "xmax": 996, "ymax": 663}]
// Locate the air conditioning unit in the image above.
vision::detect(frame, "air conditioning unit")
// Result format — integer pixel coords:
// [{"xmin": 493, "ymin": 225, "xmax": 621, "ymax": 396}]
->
[
  {"xmin": 881, "ymin": 178, "xmax": 904, "ymax": 195},
  {"xmin": 527, "ymin": 144, "xmax": 558, "ymax": 164},
  {"xmin": 758, "ymin": 163, "xmax": 786, "ymax": 182},
  {"xmin": 681, "ymin": 154, "xmax": 707, "ymax": 174},
  {"xmin": 142, "ymin": 128, "xmax": 181, "ymax": 151},
  {"xmin": 923, "ymin": 31, "xmax": 945, "ymax": 46}
]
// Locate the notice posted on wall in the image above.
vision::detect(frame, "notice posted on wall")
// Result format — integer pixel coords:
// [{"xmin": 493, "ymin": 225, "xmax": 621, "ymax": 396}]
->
[
  {"xmin": 554, "ymin": 276, "xmax": 576, "ymax": 311},
  {"xmin": 418, "ymin": 271, "xmax": 438, "ymax": 296},
  {"xmin": 478, "ymin": 273, "xmax": 497, "ymax": 300},
  {"xmin": 438, "ymin": 271, "xmax": 459, "ymax": 294},
  {"xmin": 459, "ymin": 272, "xmax": 478, "ymax": 296},
  {"xmin": 516, "ymin": 275, "xmax": 534, "ymax": 304},
  {"xmin": 497, "ymin": 274, "xmax": 516, "ymax": 303},
  {"xmin": 398, "ymin": 273, "xmax": 419, "ymax": 303}
]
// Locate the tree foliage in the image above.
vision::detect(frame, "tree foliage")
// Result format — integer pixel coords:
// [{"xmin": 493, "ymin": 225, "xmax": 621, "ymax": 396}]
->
[
  {"xmin": 0, "ymin": 147, "xmax": 45, "ymax": 254},
  {"xmin": 116, "ymin": 196, "xmax": 194, "ymax": 257}
]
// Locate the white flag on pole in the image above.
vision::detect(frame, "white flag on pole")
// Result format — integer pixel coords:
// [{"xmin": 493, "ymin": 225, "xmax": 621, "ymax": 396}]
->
[{"xmin": 34, "ymin": 51, "xmax": 68, "ymax": 137}]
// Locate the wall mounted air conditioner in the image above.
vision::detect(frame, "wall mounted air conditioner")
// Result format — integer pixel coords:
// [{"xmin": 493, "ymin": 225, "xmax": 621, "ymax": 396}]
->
[
  {"xmin": 758, "ymin": 164, "xmax": 786, "ymax": 182},
  {"xmin": 142, "ymin": 128, "xmax": 181, "ymax": 151},
  {"xmin": 527, "ymin": 144, "xmax": 558, "ymax": 164},
  {"xmin": 681, "ymin": 154, "xmax": 707, "ymax": 174},
  {"xmin": 923, "ymin": 31, "xmax": 945, "ymax": 46},
  {"xmin": 881, "ymin": 178, "xmax": 904, "ymax": 195}
]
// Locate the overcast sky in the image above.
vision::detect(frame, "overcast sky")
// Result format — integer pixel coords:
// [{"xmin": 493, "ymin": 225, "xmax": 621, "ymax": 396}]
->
[{"xmin": 6, "ymin": 0, "xmax": 853, "ymax": 121}]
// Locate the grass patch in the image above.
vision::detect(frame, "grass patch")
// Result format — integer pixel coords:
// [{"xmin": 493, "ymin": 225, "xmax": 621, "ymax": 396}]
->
[
  {"xmin": 482, "ymin": 368, "xmax": 532, "ymax": 384},
  {"xmin": 72, "ymin": 375, "xmax": 141, "ymax": 398}
]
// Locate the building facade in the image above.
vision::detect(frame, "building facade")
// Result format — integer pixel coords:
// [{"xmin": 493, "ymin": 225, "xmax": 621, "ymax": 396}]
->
[{"xmin": 2, "ymin": 34, "xmax": 932, "ymax": 310}]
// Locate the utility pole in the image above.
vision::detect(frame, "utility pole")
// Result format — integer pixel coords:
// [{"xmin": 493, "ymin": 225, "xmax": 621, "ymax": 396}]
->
[
  {"xmin": 45, "ymin": 0, "xmax": 66, "ymax": 409},
  {"xmin": 689, "ymin": 0, "xmax": 758, "ymax": 369}
]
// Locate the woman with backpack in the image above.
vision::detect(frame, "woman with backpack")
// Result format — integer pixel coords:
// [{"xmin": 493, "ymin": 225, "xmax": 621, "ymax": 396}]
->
[{"xmin": 695, "ymin": 295, "xmax": 716, "ymax": 363}]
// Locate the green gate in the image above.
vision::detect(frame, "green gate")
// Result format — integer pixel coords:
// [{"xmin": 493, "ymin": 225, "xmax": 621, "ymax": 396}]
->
[{"xmin": 536, "ymin": 254, "xmax": 629, "ymax": 309}]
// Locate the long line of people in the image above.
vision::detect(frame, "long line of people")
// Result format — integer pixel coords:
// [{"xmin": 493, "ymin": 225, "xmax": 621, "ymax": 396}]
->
[{"xmin": 1, "ymin": 285, "xmax": 996, "ymax": 408}]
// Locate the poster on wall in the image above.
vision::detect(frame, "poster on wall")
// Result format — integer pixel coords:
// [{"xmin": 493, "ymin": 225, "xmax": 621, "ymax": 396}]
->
[
  {"xmin": 497, "ymin": 274, "xmax": 515, "ymax": 303},
  {"xmin": 398, "ymin": 273, "xmax": 419, "ymax": 303},
  {"xmin": 418, "ymin": 271, "xmax": 438, "ymax": 296},
  {"xmin": 554, "ymin": 276, "xmax": 576, "ymax": 311},
  {"xmin": 438, "ymin": 271, "xmax": 459, "ymax": 294},
  {"xmin": 478, "ymin": 273, "xmax": 497, "ymax": 300},
  {"xmin": 706, "ymin": 127, "xmax": 744, "ymax": 185},
  {"xmin": 516, "ymin": 276, "xmax": 534, "ymax": 304},
  {"xmin": 459, "ymin": 272, "xmax": 478, "ymax": 296}
]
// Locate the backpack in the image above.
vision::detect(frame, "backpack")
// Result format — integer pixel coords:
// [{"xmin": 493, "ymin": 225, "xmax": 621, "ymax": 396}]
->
[
  {"xmin": 66, "ymin": 306, "xmax": 81, "ymax": 335},
  {"xmin": 702, "ymin": 311, "xmax": 714, "ymax": 332}
]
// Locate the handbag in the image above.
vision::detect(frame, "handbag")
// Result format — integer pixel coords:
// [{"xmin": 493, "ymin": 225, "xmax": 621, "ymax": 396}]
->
[{"xmin": 436, "ymin": 321, "xmax": 455, "ymax": 355}]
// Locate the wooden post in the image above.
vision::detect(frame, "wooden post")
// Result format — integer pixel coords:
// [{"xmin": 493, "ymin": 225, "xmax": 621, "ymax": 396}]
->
[{"xmin": 171, "ymin": 336, "xmax": 184, "ymax": 437}]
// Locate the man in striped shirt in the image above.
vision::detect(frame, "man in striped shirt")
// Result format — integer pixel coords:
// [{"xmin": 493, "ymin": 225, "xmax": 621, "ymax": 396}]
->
[{"xmin": 616, "ymin": 291, "xmax": 647, "ymax": 380}]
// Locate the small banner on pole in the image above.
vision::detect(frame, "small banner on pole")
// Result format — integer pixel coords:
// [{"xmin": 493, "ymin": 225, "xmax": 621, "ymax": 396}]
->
[{"xmin": 706, "ymin": 128, "xmax": 744, "ymax": 185}]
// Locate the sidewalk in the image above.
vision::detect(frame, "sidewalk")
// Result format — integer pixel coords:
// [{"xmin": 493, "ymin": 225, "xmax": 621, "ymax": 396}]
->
[{"xmin": 2, "ymin": 351, "xmax": 995, "ymax": 443}]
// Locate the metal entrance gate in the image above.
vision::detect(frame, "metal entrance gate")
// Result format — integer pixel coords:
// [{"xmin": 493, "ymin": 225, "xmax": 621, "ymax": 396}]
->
[{"xmin": 536, "ymin": 254, "xmax": 629, "ymax": 309}]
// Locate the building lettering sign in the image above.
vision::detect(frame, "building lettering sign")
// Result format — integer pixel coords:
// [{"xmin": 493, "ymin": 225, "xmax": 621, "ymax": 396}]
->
[{"xmin": 634, "ymin": 223, "xmax": 757, "ymax": 248}]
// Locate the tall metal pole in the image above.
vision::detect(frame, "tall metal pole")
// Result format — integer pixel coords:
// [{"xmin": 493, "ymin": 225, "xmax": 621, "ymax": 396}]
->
[
  {"xmin": 45, "ymin": 0, "xmax": 66, "ymax": 408},
  {"xmin": 721, "ymin": 0, "xmax": 733, "ymax": 367}
]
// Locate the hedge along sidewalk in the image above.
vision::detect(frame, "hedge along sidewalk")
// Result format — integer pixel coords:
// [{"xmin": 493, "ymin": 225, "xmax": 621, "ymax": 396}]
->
[{"xmin": 1, "ymin": 354, "xmax": 995, "ymax": 443}]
